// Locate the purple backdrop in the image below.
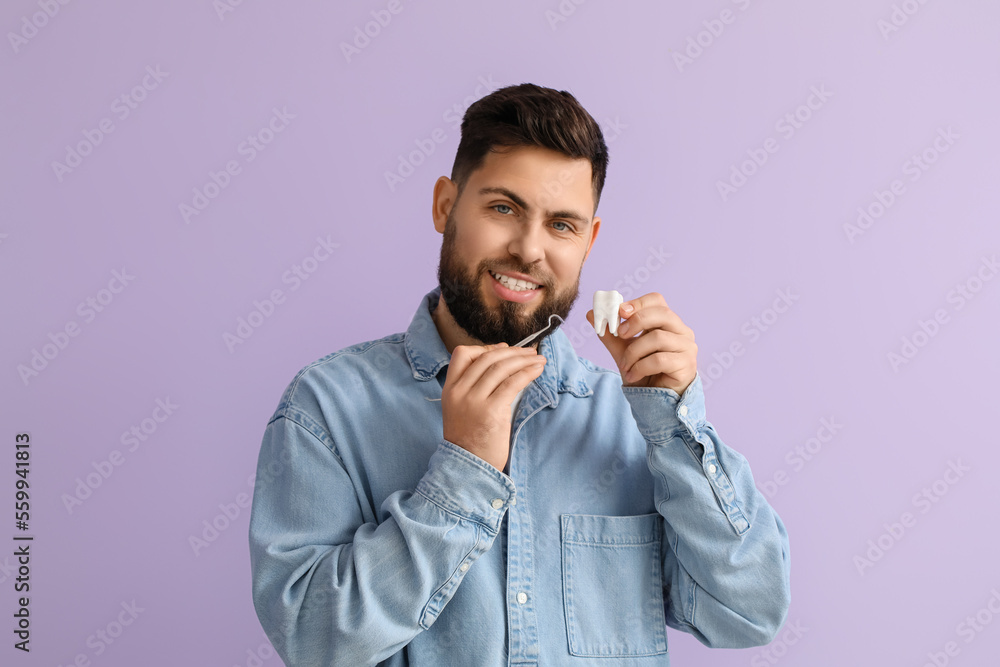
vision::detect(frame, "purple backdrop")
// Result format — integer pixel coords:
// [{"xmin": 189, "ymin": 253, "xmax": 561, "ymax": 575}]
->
[{"xmin": 3, "ymin": 1, "xmax": 999, "ymax": 665}]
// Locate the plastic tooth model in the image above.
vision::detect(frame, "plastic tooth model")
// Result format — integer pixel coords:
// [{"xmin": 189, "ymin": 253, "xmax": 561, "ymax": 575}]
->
[{"xmin": 593, "ymin": 290, "xmax": 624, "ymax": 337}]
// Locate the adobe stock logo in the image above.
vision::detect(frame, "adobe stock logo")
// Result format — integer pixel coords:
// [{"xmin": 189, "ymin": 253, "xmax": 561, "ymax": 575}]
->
[
  {"xmin": 853, "ymin": 459, "xmax": 970, "ymax": 576},
  {"xmin": 877, "ymin": 0, "xmax": 933, "ymax": 40},
  {"xmin": 758, "ymin": 417, "xmax": 843, "ymax": 499},
  {"xmin": 188, "ymin": 476, "xmax": 255, "ymax": 557},
  {"xmin": 749, "ymin": 619, "xmax": 807, "ymax": 666},
  {"xmin": 700, "ymin": 287, "xmax": 800, "ymax": 391},
  {"xmin": 7, "ymin": 0, "xmax": 74, "ymax": 55},
  {"xmin": 17, "ymin": 268, "xmax": 136, "ymax": 386},
  {"xmin": 716, "ymin": 86, "xmax": 833, "ymax": 202},
  {"xmin": 339, "ymin": 0, "xmax": 408, "ymax": 63},
  {"xmin": 222, "ymin": 236, "xmax": 339, "ymax": 352},
  {"xmin": 919, "ymin": 588, "xmax": 1000, "ymax": 667},
  {"xmin": 179, "ymin": 106, "xmax": 296, "ymax": 224},
  {"xmin": 844, "ymin": 126, "xmax": 959, "ymax": 244},
  {"xmin": 886, "ymin": 254, "xmax": 997, "ymax": 373},
  {"xmin": 544, "ymin": 0, "xmax": 589, "ymax": 31},
  {"xmin": 56, "ymin": 600, "xmax": 145, "ymax": 666},
  {"xmin": 384, "ymin": 76, "xmax": 502, "ymax": 193},
  {"xmin": 50, "ymin": 66, "xmax": 170, "ymax": 183},
  {"xmin": 671, "ymin": 0, "xmax": 759, "ymax": 73},
  {"xmin": 233, "ymin": 632, "xmax": 282, "ymax": 667},
  {"xmin": 213, "ymin": 0, "xmax": 249, "ymax": 21},
  {"xmin": 61, "ymin": 398, "xmax": 179, "ymax": 514}
]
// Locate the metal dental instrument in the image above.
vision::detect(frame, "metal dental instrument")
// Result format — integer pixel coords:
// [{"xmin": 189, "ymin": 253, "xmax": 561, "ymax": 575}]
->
[
  {"xmin": 512, "ymin": 313, "xmax": 564, "ymax": 348},
  {"xmin": 424, "ymin": 314, "xmax": 563, "ymax": 402}
]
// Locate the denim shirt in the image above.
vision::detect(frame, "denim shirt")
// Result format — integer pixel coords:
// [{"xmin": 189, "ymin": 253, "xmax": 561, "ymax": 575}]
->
[{"xmin": 249, "ymin": 286, "xmax": 791, "ymax": 666}]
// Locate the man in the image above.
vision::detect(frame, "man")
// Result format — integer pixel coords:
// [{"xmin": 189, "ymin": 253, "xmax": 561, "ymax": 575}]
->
[{"xmin": 249, "ymin": 83, "xmax": 791, "ymax": 666}]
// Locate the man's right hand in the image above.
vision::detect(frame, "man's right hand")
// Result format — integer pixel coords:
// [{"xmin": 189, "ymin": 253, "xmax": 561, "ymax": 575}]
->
[{"xmin": 440, "ymin": 342, "xmax": 547, "ymax": 472}]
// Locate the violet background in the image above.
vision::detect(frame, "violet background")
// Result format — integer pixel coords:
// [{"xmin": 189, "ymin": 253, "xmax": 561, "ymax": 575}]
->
[{"xmin": 2, "ymin": 1, "xmax": 999, "ymax": 665}]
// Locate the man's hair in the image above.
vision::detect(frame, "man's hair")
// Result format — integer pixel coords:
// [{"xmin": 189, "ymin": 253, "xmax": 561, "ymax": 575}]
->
[{"xmin": 450, "ymin": 83, "xmax": 609, "ymax": 213}]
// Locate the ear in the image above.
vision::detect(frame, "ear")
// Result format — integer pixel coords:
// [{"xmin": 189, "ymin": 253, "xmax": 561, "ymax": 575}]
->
[
  {"xmin": 432, "ymin": 176, "xmax": 457, "ymax": 233},
  {"xmin": 582, "ymin": 216, "xmax": 601, "ymax": 263}
]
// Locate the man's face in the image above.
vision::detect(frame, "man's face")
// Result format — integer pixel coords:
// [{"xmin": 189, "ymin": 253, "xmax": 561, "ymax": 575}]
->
[{"xmin": 434, "ymin": 144, "xmax": 601, "ymax": 346}]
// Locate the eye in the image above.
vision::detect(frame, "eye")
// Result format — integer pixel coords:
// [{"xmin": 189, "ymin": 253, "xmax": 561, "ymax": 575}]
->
[
  {"xmin": 552, "ymin": 221, "xmax": 574, "ymax": 232},
  {"xmin": 493, "ymin": 204, "xmax": 514, "ymax": 215}
]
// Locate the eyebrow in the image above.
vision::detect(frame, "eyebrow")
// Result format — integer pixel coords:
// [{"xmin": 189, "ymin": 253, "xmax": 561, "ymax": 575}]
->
[{"xmin": 477, "ymin": 186, "xmax": 591, "ymax": 227}]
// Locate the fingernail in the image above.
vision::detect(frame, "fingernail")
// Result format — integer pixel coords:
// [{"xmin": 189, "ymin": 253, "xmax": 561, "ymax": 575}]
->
[
  {"xmin": 623, "ymin": 303, "xmax": 634, "ymax": 314},
  {"xmin": 618, "ymin": 322, "xmax": 629, "ymax": 336}
]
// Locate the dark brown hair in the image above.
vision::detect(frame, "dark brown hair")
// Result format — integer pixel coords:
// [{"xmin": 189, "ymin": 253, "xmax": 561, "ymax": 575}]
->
[{"xmin": 450, "ymin": 83, "xmax": 609, "ymax": 213}]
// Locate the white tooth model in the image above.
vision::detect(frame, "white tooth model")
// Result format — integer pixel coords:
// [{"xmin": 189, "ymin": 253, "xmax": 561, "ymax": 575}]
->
[{"xmin": 593, "ymin": 290, "xmax": 624, "ymax": 337}]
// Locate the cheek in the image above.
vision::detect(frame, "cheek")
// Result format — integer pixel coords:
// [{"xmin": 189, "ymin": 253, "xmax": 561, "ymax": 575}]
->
[
  {"xmin": 450, "ymin": 239, "xmax": 486, "ymax": 269},
  {"xmin": 552, "ymin": 253, "xmax": 583, "ymax": 281},
  {"xmin": 457, "ymin": 223, "xmax": 504, "ymax": 254}
]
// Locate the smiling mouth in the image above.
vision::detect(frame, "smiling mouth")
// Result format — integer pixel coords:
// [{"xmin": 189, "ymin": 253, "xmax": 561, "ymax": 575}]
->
[{"xmin": 489, "ymin": 270, "xmax": 542, "ymax": 292}]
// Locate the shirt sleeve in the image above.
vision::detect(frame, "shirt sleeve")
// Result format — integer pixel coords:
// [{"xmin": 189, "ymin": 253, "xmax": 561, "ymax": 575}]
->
[
  {"xmin": 248, "ymin": 413, "xmax": 515, "ymax": 666},
  {"xmin": 621, "ymin": 372, "xmax": 792, "ymax": 648}
]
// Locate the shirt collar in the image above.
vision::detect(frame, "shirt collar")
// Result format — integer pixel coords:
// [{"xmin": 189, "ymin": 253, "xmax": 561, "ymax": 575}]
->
[{"xmin": 404, "ymin": 286, "xmax": 593, "ymax": 404}]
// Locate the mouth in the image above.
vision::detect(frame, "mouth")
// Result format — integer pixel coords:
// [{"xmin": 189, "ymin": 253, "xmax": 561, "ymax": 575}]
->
[
  {"xmin": 487, "ymin": 269, "xmax": 543, "ymax": 304},
  {"xmin": 488, "ymin": 270, "xmax": 542, "ymax": 292}
]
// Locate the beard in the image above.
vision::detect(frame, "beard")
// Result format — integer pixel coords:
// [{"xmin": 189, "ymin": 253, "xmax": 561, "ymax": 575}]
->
[{"xmin": 436, "ymin": 210, "xmax": 581, "ymax": 347}]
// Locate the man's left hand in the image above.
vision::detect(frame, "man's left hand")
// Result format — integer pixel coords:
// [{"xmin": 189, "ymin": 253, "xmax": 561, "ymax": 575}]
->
[{"xmin": 586, "ymin": 292, "xmax": 698, "ymax": 396}]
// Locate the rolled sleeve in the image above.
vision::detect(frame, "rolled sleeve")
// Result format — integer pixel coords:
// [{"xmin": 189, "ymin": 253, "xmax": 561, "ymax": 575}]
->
[
  {"xmin": 622, "ymin": 373, "xmax": 751, "ymax": 535},
  {"xmin": 418, "ymin": 440, "xmax": 517, "ymax": 534},
  {"xmin": 621, "ymin": 372, "xmax": 792, "ymax": 648}
]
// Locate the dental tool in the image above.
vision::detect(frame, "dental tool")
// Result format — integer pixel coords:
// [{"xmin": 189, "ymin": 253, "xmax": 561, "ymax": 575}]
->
[{"xmin": 512, "ymin": 313, "xmax": 564, "ymax": 348}]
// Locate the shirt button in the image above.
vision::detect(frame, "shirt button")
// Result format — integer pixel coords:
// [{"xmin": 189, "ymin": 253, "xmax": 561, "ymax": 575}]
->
[
  {"xmin": 678, "ymin": 405, "xmax": 689, "ymax": 417},
  {"xmin": 491, "ymin": 498, "xmax": 504, "ymax": 510},
  {"xmin": 516, "ymin": 592, "xmax": 528, "ymax": 604},
  {"xmin": 707, "ymin": 464, "xmax": 717, "ymax": 474},
  {"xmin": 459, "ymin": 563, "xmax": 469, "ymax": 572}
]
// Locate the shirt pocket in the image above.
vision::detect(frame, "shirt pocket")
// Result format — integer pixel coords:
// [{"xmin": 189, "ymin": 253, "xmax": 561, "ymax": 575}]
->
[{"xmin": 560, "ymin": 513, "xmax": 668, "ymax": 658}]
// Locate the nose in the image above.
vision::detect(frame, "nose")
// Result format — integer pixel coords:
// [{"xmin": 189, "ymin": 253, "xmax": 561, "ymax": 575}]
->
[{"xmin": 507, "ymin": 220, "xmax": 545, "ymax": 265}]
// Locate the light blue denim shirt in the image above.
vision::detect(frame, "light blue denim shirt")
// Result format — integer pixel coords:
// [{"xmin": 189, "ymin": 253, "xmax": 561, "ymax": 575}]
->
[{"xmin": 249, "ymin": 286, "xmax": 791, "ymax": 666}]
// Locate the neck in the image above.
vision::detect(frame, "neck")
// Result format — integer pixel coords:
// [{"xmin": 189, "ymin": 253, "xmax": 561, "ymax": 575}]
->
[{"xmin": 431, "ymin": 295, "xmax": 481, "ymax": 354}]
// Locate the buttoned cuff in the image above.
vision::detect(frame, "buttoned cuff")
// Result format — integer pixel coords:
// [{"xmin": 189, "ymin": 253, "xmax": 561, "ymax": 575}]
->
[
  {"xmin": 623, "ymin": 373, "xmax": 751, "ymax": 535},
  {"xmin": 621, "ymin": 371, "xmax": 707, "ymax": 445},
  {"xmin": 414, "ymin": 440, "xmax": 517, "ymax": 534}
]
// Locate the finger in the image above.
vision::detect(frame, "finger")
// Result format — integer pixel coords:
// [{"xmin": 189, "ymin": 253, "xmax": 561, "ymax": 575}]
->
[
  {"xmin": 446, "ymin": 343, "xmax": 509, "ymax": 385},
  {"xmin": 623, "ymin": 350, "xmax": 690, "ymax": 385},
  {"xmin": 469, "ymin": 353, "xmax": 546, "ymax": 401},
  {"xmin": 619, "ymin": 329, "xmax": 696, "ymax": 385},
  {"xmin": 619, "ymin": 292, "xmax": 692, "ymax": 334},
  {"xmin": 489, "ymin": 357, "xmax": 547, "ymax": 403},
  {"xmin": 622, "ymin": 292, "xmax": 668, "ymax": 314},
  {"xmin": 618, "ymin": 304, "xmax": 693, "ymax": 339},
  {"xmin": 446, "ymin": 344, "xmax": 488, "ymax": 382},
  {"xmin": 618, "ymin": 330, "xmax": 693, "ymax": 373},
  {"xmin": 453, "ymin": 346, "xmax": 539, "ymax": 395}
]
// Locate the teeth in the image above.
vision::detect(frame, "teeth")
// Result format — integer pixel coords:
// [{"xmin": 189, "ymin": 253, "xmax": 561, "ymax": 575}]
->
[
  {"xmin": 491, "ymin": 271, "xmax": 540, "ymax": 291},
  {"xmin": 593, "ymin": 290, "xmax": 624, "ymax": 336}
]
